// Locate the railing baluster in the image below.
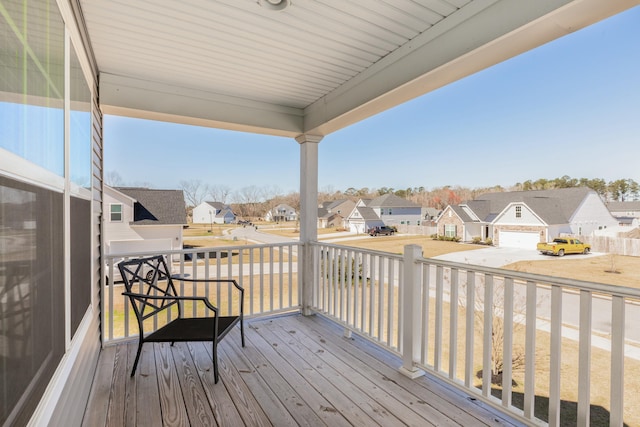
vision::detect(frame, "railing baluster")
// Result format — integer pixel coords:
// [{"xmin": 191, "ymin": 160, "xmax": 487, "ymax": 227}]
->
[
  {"xmin": 340, "ymin": 248, "xmax": 346, "ymax": 321},
  {"xmin": 369, "ymin": 254, "xmax": 375, "ymax": 337},
  {"xmin": 549, "ymin": 285, "xmax": 563, "ymax": 427},
  {"xmin": 259, "ymin": 246, "xmax": 264, "ymax": 313},
  {"xmin": 108, "ymin": 261, "xmax": 115, "ymax": 341},
  {"xmin": 279, "ymin": 246, "xmax": 284, "ymax": 310},
  {"xmin": 434, "ymin": 265, "xmax": 444, "ymax": 372},
  {"xmin": 249, "ymin": 246, "xmax": 254, "ymax": 315},
  {"xmin": 482, "ymin": 273, "xmax": 493, "ymax": 398},
  {"xmin": 421, "ymin": 263, "xmax": 430, "ymax": 367},
  {"xmin": 610, "ymin": 295, "xmax": 625, "ymax": 427},
  {"xmin": 449, "ymin": 267, "xmax": 459, "ymax": 380},
  {"xmin": 227, "ymin": 249, "xmax": 232, "ymax": 313},
  {"xmin": 353, "ymin": 252, "xmax": 360, "ymax": 329},
  {"xmin": 577, "ymin": 289, "xmax": 592, "ymax": 427},
  {"xmin": 216, "ymin": 250, "xmax": 221, "ymax": 310},
  {"xmin": 361, "ymin": 252, "xmax": 368, "ymax": 333},
  {"xmin": 346, "ymin": 249, "xmax": 353, "ymax": 326},
  {"xmin": 387, "ymin": 257, "xmax": 395, "ymax": 347},
  {"xmin": 268, "ymin": 246, "xmax": 273, "ymax": 312},
  {"xmin": 465, "ymin": 270, "xmax": 475, "ymax": 388},
  {"xmin": 502, "ymin": 277, "xmax": 514, "ymax": 408},
  {"xmin": 377, "ymin": 255, "xmax": 384, "ymax": 342},
  {"xmin": 397, "ymin": 257, "xmax": 403, "ymax": 352},
  {"xmin": 524, "ymin": 280, "xmax": 537, "ymax": 420}
]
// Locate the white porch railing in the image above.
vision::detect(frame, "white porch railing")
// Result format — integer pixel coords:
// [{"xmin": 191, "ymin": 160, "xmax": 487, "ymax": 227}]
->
[
  {"xmin": 102, "ymin": 241, "xmax": 640, "ymax": 425},
  {"xmin": 102, "ymin": 242, "xmax": 302, "ymax": 343},
  {"xmin": 311, "ymin": 243, "xmax": 640, "ymax": 427}
]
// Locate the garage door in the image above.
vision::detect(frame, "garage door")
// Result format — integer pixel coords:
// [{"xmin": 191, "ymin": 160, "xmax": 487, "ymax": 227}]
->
[{"xmin": 499, "ymin": 231, "xmax": 540, "ymax": 249}]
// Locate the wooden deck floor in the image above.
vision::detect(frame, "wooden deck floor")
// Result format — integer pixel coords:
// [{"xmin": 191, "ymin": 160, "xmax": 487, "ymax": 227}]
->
[{"xmin": 83, "ymin": 314, "xmax": 523, "ymax": 426}]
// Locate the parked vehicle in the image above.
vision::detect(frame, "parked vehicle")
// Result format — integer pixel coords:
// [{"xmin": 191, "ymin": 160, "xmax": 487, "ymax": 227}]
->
[
  {"xmin": 537, "ymin": 237, "xmax": 591, "ymax": 256},
  {"xmin": 368, "ymin": 226, "xmax": 396, "ymax": 236}
]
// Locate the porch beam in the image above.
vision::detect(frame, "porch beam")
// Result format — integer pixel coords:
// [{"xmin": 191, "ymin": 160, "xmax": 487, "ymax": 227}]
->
[
  {"xmin": 303, "ymin": 0, "xmax": 637, "ymax": 136},
  {"xmin": 297, "ymin": 134, "xmax": 322, "ymax": 315},
  {"xmin": 100, "ymin": 73, "xmax": 304, "ymax": 137}
]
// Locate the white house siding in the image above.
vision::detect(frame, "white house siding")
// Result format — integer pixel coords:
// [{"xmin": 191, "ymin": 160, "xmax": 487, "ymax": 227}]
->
[
  {"xmin": 464, "ymin": 223, "xmax": 483, "ymax": 241},
  {"xmin": 134, "ymin": 225, "xmax": 183, "ymax": 251},
  {"xmin": 493, "ymin": 204, "xmax": 546, "ymax": 247},
  {"xmin": 570, "ymin": 192, "xmax": 619, "ymax": 236},
  {"xmin": 193, "ymin": 202, "xmax": 217, "ymax": 224}
]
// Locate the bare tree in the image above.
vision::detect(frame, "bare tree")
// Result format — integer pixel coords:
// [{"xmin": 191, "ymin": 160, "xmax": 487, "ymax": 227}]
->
[
  {"xmin": 104, "ymin": 171, "xmax": 124, "ymax": 187},
  {"xmin": 457, "ymin": 274, "xmax": 545, "ymax": 384},
  {"xmin": 180, "ymin": 179, "xmax": 209, "ymax": 208},
  {"xmin": 208, "ymin": 184, "xmax": 232, "ymax": 204},
  {"xmin": 232, "ymin": 185, "xmax": 265, "ymax": 219}
]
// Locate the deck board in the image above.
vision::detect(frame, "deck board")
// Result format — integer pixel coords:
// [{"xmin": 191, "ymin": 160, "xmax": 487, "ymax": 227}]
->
[{"xmin": 84, "ymin": 314, "xmax": 525, "ymax": 427}]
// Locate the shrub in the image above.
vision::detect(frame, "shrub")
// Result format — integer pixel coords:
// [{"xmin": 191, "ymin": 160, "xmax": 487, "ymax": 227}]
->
[
  {"xmin": 484, "ymin": 238, "xmax": 493, "ymax": 246},
  {"xmin": 472, "ymin": 236, "xmax": 482, "ymax": 244}
]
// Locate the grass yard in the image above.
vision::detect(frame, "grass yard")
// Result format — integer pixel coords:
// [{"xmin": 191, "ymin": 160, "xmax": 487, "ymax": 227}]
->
[
  {"xmin": 337, "ymin": 235, "xmax": 483, "ymax": 257},
  {"xmin": 183, "ymin": 223, "xmax": 230, "ymax": 237},
  {"xmin": 504, "ymin": 253, "xmax": 640, "ymax": 289}
]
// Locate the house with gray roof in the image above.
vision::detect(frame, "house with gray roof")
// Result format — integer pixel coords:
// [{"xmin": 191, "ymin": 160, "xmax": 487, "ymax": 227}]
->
[
  {"xmin": 345, "ymin": 201, "xmax": 385, "ymax": 234},
  {"xmin": 607, "ymin": 201, "xmax": 640, "ymax": 227},
  {"xmin": 345, "ymin": 194, "xmax": 423, "ymax": 233},
  {"xmin": 366, "ymin": 194, "xmax": 423, "ymax": 226},
  {"xmin": 193, "ymin": 201, "xmax": 236, "ymax": 224},
  {"xmin": 104, "ymin": 186, "xmax": 187, "ymax": 254},
  {"xmin": 437, "ymin": 187, "xmax": 618, "ymax": 248},
  {"xmin": 265, "ymin": 203, "xmax": 298, "ymax": 222},
  {"xmin": 317, "ymin": 199, "xmax": 355, "ymax": 228}
]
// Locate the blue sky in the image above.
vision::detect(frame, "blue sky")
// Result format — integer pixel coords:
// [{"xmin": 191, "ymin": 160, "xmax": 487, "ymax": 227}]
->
[{"xmin": 104, "ymin": 6, "xmax": 640, "ymax": 196}]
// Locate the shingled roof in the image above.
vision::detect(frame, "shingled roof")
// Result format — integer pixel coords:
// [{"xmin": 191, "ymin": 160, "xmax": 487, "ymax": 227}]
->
[
  {"xmin": 367, "ymin": 194, "xmax": 420, "ymax": 208},
  {"xmin": 464, "ymin": 187, "xmax": 593, "ymax": 225},
  {"xmin": 116, "ymin": 187, "xmax": 187, "ymax": 226}
]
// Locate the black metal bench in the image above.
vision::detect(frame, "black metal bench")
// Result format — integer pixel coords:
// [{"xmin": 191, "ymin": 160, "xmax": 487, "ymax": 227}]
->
[{"xmin": 118, "ymin": 255, "xmax": 244, "ymax": 383}]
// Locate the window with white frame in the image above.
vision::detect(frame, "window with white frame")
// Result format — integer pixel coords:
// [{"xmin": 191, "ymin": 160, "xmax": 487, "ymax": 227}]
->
[
  {"xmin": 444, "ymin": 224, "xmax": 456, "ymax": 238},
  {"xmin": 515, "ymin": 205, "xmax": 522, "ymax": 218},
  {"xmin": 110, "ymin": 204, "xmax": 123, "ymax": 221}
]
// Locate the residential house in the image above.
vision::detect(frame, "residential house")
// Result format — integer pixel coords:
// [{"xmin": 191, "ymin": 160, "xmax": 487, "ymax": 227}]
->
[
  {"xmin": 193, "ymin": 201, "xmax": 236, "ymax": 224},
  {"xmin": 345, "ymin": 195, "xmax": 424, "ymax": 233},
  {"xmin": 607, "ymin": 201, "xmax": 640, "ymax": 227},
  {"xmin": 265, "ymin": 203, "xmax": 298, "ymax": 222},
  {"xmin": 104, "ymin": 186, "xmax": 187, "ymax": 254},
  {"xmin": 317, "ymin": 199, "xmax": 355, "ymax": 228},
  {"xmin": 437, "ymin": 187, "xmax": 618, "ymax": 248},
  {"xmin": 2, "ymin": 1, "xmax": 633, "ymax": 425},
  {"xmin": 345, "ymin": 200, "xmax": 384, "ymax": 234},
  {"xmin": 422, "ymin": 207, "xmax": 440, "ymax": 223}
]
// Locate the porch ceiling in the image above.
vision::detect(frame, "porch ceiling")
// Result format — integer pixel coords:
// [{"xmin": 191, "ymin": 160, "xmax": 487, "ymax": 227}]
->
[{"xmin": 78, "ymin": 0, "xmax": 637, "ymax": 138}]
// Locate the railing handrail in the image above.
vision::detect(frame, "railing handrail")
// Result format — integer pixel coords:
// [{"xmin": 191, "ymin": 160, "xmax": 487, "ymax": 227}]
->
[
  {"xmin": 105, "ymin": 241, "xmax": 302, "ymax": 262},
  {"xmin": 310, "ymin": 241, "xmax": 404, "ymax": 260},
  {"xmin": 416, "ymin": 254, "xmax": 640, "ymax": 299}
]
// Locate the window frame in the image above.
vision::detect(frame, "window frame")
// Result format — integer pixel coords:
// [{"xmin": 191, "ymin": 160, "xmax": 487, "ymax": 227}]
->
[{"xmin": 110, "ymin": 203, "xmax": 123, "ymax": 222}]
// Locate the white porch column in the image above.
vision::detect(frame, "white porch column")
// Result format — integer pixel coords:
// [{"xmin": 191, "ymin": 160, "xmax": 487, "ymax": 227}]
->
[
  {"xmin": 399, "ymin": 244, "xmax": 425, "ymax": 378},
  {"xmin": 296, "ymin": 134, "xmax": 323, "ymax": 315}
]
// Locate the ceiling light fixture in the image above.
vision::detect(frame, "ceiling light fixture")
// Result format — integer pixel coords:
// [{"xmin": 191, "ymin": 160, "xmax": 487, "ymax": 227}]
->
[{"xmin": 258, "ymin": 0, "xmax": 290, "ymax": 11}]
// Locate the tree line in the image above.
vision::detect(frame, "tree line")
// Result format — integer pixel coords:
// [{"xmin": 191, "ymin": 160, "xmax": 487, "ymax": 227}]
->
[{"xmin": 105, "ymin": 171, "xmax": 639, "ymax": 219}]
